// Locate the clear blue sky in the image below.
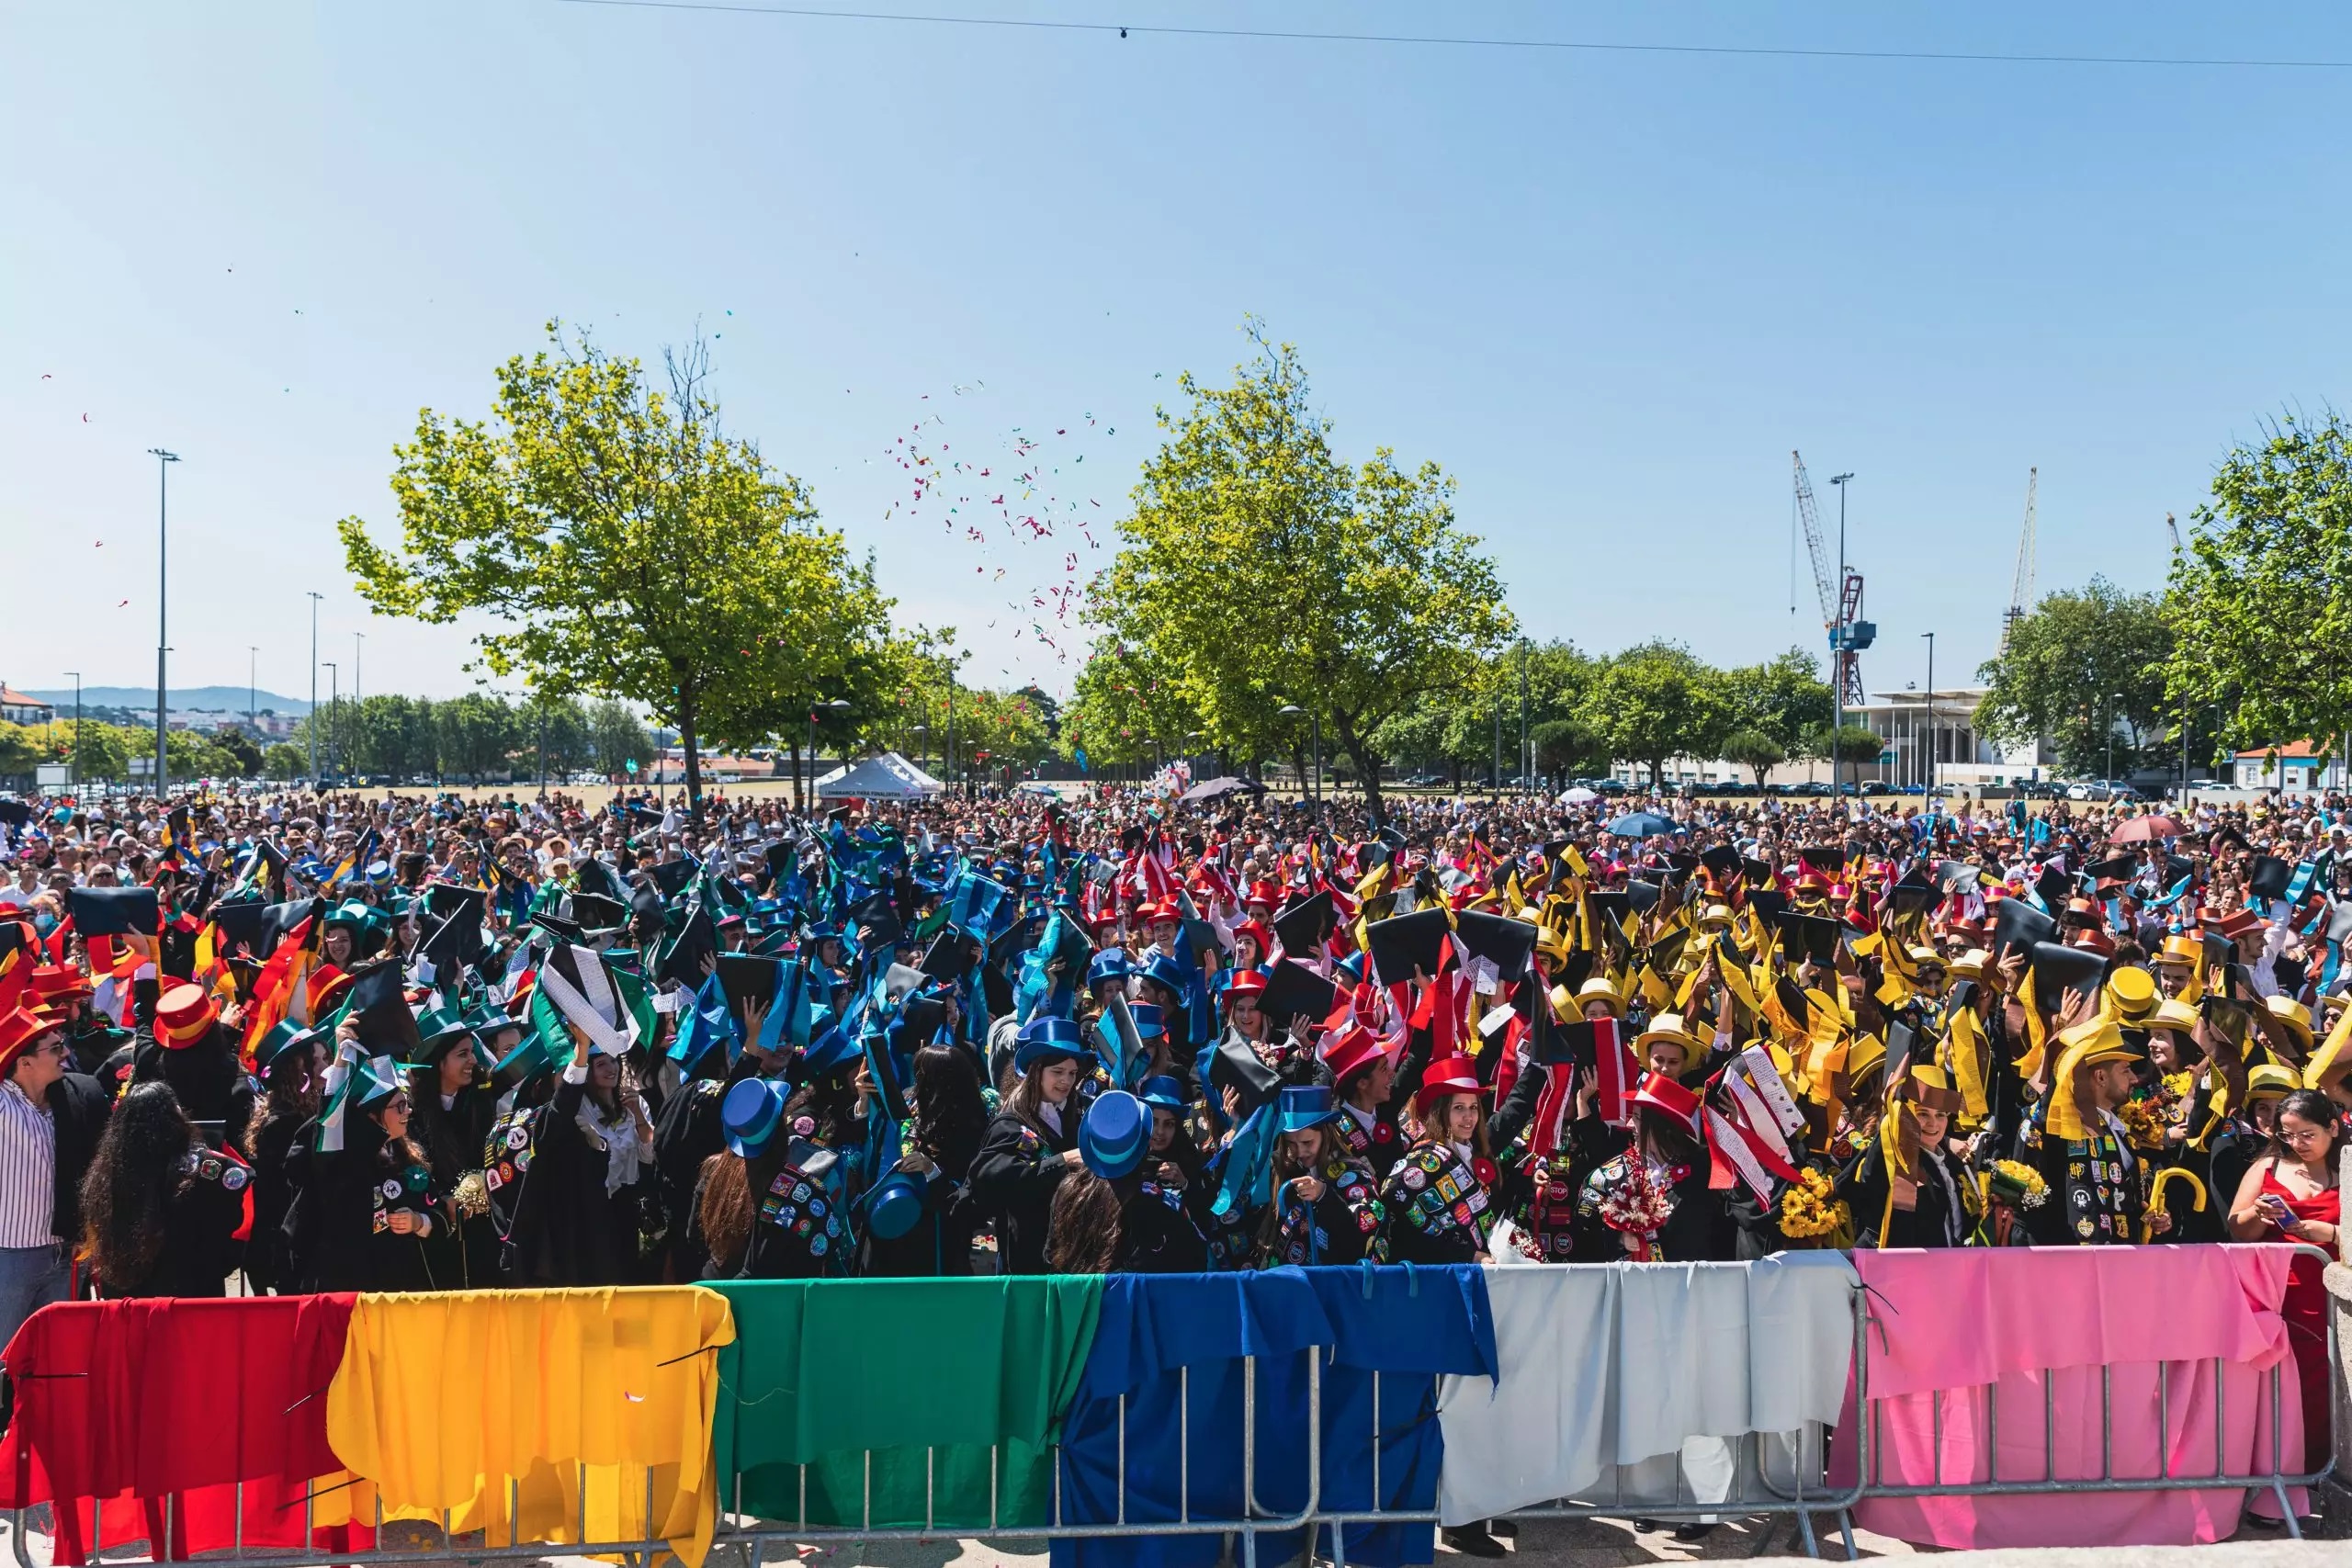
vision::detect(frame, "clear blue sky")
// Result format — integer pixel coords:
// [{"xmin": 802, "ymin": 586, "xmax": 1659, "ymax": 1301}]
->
[{"xmin": 5, "ymin": 2, "xmax": 2346, "ymax": 709}]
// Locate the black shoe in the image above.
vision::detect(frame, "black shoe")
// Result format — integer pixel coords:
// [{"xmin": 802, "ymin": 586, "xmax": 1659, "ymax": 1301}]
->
[
  {"xmin": 1487, "ymin": 1518, "xmax": 1517, "ymax": 1538},
  {"xmin": 1442, "ymin": 1527, "xmax": 1507, "ymax": 1558},
  {"xmin": 1672, "ymin": 1522, "xmax": 1718, "ymax": 1542}
]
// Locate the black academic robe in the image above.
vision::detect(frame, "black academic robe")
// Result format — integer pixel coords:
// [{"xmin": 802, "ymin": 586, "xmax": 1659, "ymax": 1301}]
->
[
  {"xmin": 97, "ymin": 1144, "xmax": 250, "ymax": 1300},
  {"xmin": 861, "ymin": 1114, "xmax": 985, "ymax": 1279},
  {"xmin": 130, "ymin": 1032, "xmax": 258, "ymax": 1153},
  {"xmin": 1837, "ymin": 1143, "xmax": 1973, "ymax": 1249},
  {"xmin": 44, "ymin": 1070, "xmax": 109, "ymax": 1254},
  {"xmin": 298, "ymin": 1118, "xmax": 445, "ymax": 1293},
  {"xmin": 969, "ymin": 1101, "xmax": 1080, "ymax": 1276},
  {"xmin": 242, "ymin": 1110, "xmax": 306, "ymax": 1292},
  {"xmin": 503, "ymin": 1071, "xmax": 641, "ymax": 1287}
]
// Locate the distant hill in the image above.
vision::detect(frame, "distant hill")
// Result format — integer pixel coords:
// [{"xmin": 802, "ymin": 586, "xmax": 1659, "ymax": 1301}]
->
[{"xmin": 15, "ymin": 685, "xmax": 313, "ymax": 715}]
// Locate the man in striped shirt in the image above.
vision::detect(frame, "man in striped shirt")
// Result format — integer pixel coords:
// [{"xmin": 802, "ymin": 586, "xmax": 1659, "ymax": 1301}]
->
[{"xmin": 1, "ymin": 1007, "xmax": 74, "ymax": 1348}]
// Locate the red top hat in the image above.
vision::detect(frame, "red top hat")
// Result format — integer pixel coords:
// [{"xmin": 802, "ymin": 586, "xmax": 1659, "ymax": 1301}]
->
[
  {"xmin": 1631, "ymin": 1069, "xmax": 1703, "ymax": 1135},
  {"xmin": 1139, "ymin": 899, "xmax": 1181, "ymax": 927},
  {"xmin": 0, "ymin": 1006, "xmax": 62, "ymax": 1077},
  {"xmin": 2209, "ymin": 908, "xmax": 2266, "ymax": 941},
  {"xmin": 1224, "ymin": 969, "xmax": 1266, "ymax": 1000},
  {"xmin": 155, "ymin": 983, "xmax": 219, "ymax": 1049},
  {"xmin": 1413, "ymin": 1054, "xmax": 1484, "ymax": 1117},
  {"xmin": 1246, "ymin": 880, "xmax": 1283, "ymax": 910},
  {"xmin": 1320, "ymin": 1023, "xmax": 1386, "ymax": 1086},
  {"xmin": 1234, "ymin": 919, "xmax": 1275, "ymax": 956},
  {"xmin": 28, "ymin": 964, "xmax": 91, "ymax": 1003}
]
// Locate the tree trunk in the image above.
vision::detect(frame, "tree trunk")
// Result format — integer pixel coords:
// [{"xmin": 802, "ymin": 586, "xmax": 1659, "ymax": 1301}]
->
[
  {"xmin": 678, "ymin": 687, "xmax": 705, "ymax": 829},
  {"xmin": 1648, "ymin": 758, "xmax": 1664, "ymax": 789},
  {"xmin": 1332, "ymin": 714, "xmax": 1384, "ymax": 823}
]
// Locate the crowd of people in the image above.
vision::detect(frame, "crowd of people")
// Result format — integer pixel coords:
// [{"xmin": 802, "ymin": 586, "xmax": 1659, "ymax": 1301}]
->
[{"xmin": 0, "ymin": 777, "xmax": 2345, "ymax": 1545}]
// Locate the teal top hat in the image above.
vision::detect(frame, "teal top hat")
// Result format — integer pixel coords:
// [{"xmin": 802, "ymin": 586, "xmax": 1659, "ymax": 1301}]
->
[
  {"xmin": 1140, "ymin": 1074, "xmax": 1188, "ymax": 1114},
  {"xmin": 723, "ymin": 1077, "xmax": 789, "ymax": 1157},
  {"xmin": 864, "ymin": 1170, "xmax": 925, "ymax": 1240},
  {"xmin": 1275, "ymin": 1083, "xmax": 1340, "ymax": 1134},
  {"xmin": 1080, "ymin": 1089, "xmax": 1148, "ymax": 1179}
]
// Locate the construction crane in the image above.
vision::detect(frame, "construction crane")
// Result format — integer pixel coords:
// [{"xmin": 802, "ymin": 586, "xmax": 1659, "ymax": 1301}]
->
[
  {"xmin": 2165, "ymin": 512, "xmax": 2184, "ymax": 553},
  {"xmin": 1792, "ymin": 450, "xmax": 1871, "ymax": 708},
  {"xmin": 1999, "ymin": 467, "xmax": 2038, "ymax": 653}
]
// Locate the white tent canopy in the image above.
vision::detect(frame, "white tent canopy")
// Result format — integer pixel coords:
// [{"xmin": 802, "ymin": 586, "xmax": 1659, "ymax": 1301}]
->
[{"xmin": 813, "ymin": 750, "xmax": 944, "ymax": 800}]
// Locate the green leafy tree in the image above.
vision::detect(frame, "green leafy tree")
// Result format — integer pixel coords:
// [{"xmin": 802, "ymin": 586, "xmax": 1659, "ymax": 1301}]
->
[
  {"xmin": 340, "ymin": 327, "xmax": 850, "ymax": 820},
  {"xmin": 1799, "ymin": 723, "xmax": 1888, "ymax": 773},
  {"xmin": 1058, "ymin": 640, "xmax": 1208, "ymax": 775},
  {"xmin": 339, "ymin": 695, "xmax": 439, "ymax": 779},
  {"xmin": 1977, "ymin": 576, "xmax": 2172, "ymax": 777},
  {"xmin": 264, "ymin": 743, "xmax": 307, "ymax": 780},
  {"xmin": 1089, "ymin": 326, "xmax": 1514, "ymax": 816},
  {"xmin": 2163, "ymin": 412, "xmax": 2352, "ymax": 765},
  {"xmin": 587, "ymin": 699, "xmax": 656, "ymax": 776},
  {"xmin": 1576, "ymin": 642, "xmax": 1731, "ymax": 787},
  {"xmin": 435, "ymin": 694, "xmax": 517, "ymax": 784},
  {"xmin": 0, "ymin": 722, "xmax": 43, "ymax": 779},
  {"xmin": 1720, "ymin": 728, "xmax": 1789, "ymax": 786},
  {"xmin": 213, "ymin": 729, "xmax": 265, "ymax": 776}
]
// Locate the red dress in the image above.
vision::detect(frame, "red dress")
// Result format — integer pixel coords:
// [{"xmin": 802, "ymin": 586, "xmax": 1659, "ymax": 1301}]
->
[{"xmin": 2258, "ymin": 1163, "xmax": 2340, "ymax": 1466}]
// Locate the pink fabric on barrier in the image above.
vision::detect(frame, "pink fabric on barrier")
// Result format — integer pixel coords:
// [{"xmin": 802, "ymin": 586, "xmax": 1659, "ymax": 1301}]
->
[{"xmin": 1835, "ymin": 1246, "xmax": 2308, "ymax": 1550}]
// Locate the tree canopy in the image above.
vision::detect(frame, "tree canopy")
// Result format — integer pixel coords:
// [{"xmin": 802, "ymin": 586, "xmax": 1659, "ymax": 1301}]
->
[
  {"xmin": 339, "ymin": 325, "xmax": 892, "ymax": 818},
  {"xmin": 1976, "ymin": 576, "xmax": 2171, "ymax": 777},
  {"xmin": 1085, "ymin": 326, "xmax": 1514, "ymax": 816}
]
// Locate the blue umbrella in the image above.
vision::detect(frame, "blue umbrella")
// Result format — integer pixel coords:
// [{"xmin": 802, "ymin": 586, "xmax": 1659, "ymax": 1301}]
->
[{"xmin": 1606, "ymin": 811, "xmax": 1678, "ymax": 838}]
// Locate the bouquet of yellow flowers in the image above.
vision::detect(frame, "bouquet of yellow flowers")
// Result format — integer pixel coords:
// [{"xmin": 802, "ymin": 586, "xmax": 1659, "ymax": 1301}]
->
[
  {"xmin": 2119, "ymin": 1097, "xmax": 2166, "ymax": 1152},
  {"xmin": 1778, "ymin": 1167, "xmax": 1851, "ymax": 1244},
  {"xmin": 1986, "ymin": 1158, "xmax": 2048, "ymax": 1209}
]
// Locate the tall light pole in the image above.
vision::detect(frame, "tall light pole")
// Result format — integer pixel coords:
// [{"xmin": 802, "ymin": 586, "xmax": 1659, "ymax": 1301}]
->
[
  {"xmin": 146, "ymin": 448, "xmax": 181, "ymax": 799},
  {"xmin": 1826, "ymin": 471, "xmax": 1853, "ymax": 800},
  {"xmin": 248, "ymin": 647, "xmax": 259, "ymax": 739},
  {"xmin": 322, "ymin": 662, "xmax": 338, "ymax": 782},
  {"xmin": 63, "ymin": 671, "xmax": 80, "ymax": 789},
  {"xmin": 1519, "ymin": 639, "xmax": 1531, "ymax": 795},
  {"xmin": 2108, "ymin": 692, "xmax": 2123, "ymax": 784},
  {"xmin": 1919, "ymin": 631, "xmax": 1936, "ymax": 796},
  {"xmin": 307, "ymin": 592, "xmax": 323, "ymax": 786}
]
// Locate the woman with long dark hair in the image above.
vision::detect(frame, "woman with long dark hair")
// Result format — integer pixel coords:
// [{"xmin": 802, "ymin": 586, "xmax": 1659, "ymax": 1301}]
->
[
  {"xmin": 299, "ymin": 1038, "xmax": 446, "ymax": 1292},
  {"xmin": 506, "ymin": 1032, "xmax": 658, "ymax": 1286},
  {"xmin": 79, "ymin": 1082, "xmax": 249, "ymax": 1299},
  {"xmin": 971, "ymin": 1018, "xmax": 1093, "ymax": 1274},
  {"xmin": 2225, "ymin": 1088, "xmax": 2342, "ymax": 1489},
  {"xmin": 404, "ymin": 1008, "xmax": 502, "ymax": 1287},
  {"xmin": 1573, "ymin": 1073, "xmax": 1737, "ymax": 1263},
  {"xmin": 241, "ymin": 1021, "xmax": 324, "ymax": 1293},
  {"xmin": 721, "ymin": 1032, "xmax": 871, "ymax": 1278},
  {"xmin": 863, "ymin": 1043, "xmax": 989, "ymax": 1277}
]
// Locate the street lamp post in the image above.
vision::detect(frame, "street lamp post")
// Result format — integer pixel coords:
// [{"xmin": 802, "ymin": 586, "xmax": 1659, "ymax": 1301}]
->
[
  {"xmin": 64, "ymin": 671, "xmax": 80, "ymax": 789},
  {"xmin": 322, "ymin": 663, "xmax": 337, "ymax": 782},
  {"xmin": 1919, "ymin": 631, "xmax": 1936, "ymax": 796},
  {"xmin": 2107, "ymin": 693, "xmax": 2120, "ymax": 783},
  {"xmin": 248, "ymin": 647, "xmax": 258, "ymax": 742},
  {"xmin": 306, "ymin": 592, "xmax": 323, "ymax": 786},
  {"xmin": 1827, "ymin": 471, "xmax": 1853, "ymax": 800},
  {"xmin": 146, "ymin": 448, "xmax": 181, "ymax": 799}
]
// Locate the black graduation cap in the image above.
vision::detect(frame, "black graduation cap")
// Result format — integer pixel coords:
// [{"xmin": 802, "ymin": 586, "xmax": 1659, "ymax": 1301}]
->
[
  {"xmin": 1890, "ymin": 866, "xmax": 1938, "ymax": 918},
  {"xmin": 922, "ymin": 928, "xmax": 977, "ymax": 981},
  {"xmin": 1747, "ymin": 887, "xmax": 1789, "ymax": 922},
  {"xmin": 1885, "ymin": 1018, "xmax": 1928, "ymax": 1076},
  {"xmin": 986, "ymin": 910, "xmax": 1048, "ymax": 972},
  {"xmin": 1624, "ymin": 879, "xmax": 1663, "ymax": 916},
  {"xmin": 1798, "ymin": 846, "xmax": 1845, "ymax": 876},
  {"xmin": 573, "ymin": 854, "xmax": 626, "ymax": 901},
  {"xmin": 1363, "ymin": 907, "xmax": 1453, "ymax": 987},
  {"xmin": 1540, "ymin": 1016, "xmax": 1620, "ymax": 1068},
  {"xmin": 1452, "ymin": 909, "xmax": 1538, "ymax": 977},
  {"xmin": 344, "ymin": 958, "xmax": 424, "ymax": 1061},
  {"xmin": 850, "ymin": 891, "xmax": 905, "ymax": 951},
  {"xmin": 530, "ymin": 909, "xmax": 587, "ymax": 947},
  {"xmin": 206, "ymin": 897, "xmax": 273, "ymax": 955},
  {"xmin": 1775, "ymin": 910, "xmax": 1842, "ymax": 967},
  {"xmin": 2163, "ymin": 854, "xmax": 2196, "ymax": 888},
  {"xmin": 650, "ymin": 858, "xmax": 698, "ymax": 900},
  {"xmin": 762, "ymin": 840, "xmax": 798, "ymax": 883},
  {"xmin": 415, "ymin": 909, "xmax": 474, "ymax": 977},
  {"xmin": 2275, "ymin": 953, "xmax": 2310, "ymax": 998},
  {"xmin": 424, "ymin": 879, "xmax": 487, "ymax": 920},
  {"xmin": 1208, "ymin": 1033, "xmax": 1282, "ymax": 1116},
  {"xmin": 716, "ymin": 953, "xmax": 782, "ymax": 1015},
  {"xmin": 1699, "ymin": 844, "xmax": 1742, "ymax": 879},
  {"xmin": 1260, "ymin": 958, "xmax": 1339, "ymax": 1027},
  {"xmin": 1589, "ymin": 889, "xmax": 1634, "ymax": 931},
  {"xmin": 1936, "ymin": 860, "xmax": 1982, "ymax": 894},
  {"xmin": 2082, "ymin": 855, "xmax": 2138, "ymax": 886},
  {"xmin": 1775, "ymin": 976, "xmax": 1813, "ymax": 1031},
  {"xmin": 2245, "ymin": 855, "xmax": 2295, "ymax": 903},
  {"xmin": 2200, "ymin": 992, "xmax": 2251, "ymax": 1050},
  {"xmin": 67, "ymin": 885, "xmax": 159, "ymax": 938},
  {"xmin": 629, "ymin": 883, "xmax": 666, "ymax": 925},
  {"xmin": 2202, "ymin": 931, "xmax": 2234, "ymax": 976},
  {"xmin": 2030, "ymin": 864, "xmax": 2076, "ymax": 914},
  {"xmin": 654, "ymin": 903, "xmax": 717, "ymax": 987},
  {"xmin": 1991, "ymin": 897, "xmax": 2057, "ymax": 963},
  {"xmin": 1270, "ymin": 892, "xmax": 1334, "ymax": 957},
  {"xmin": 1357, "ymin": 840, "xmax": 1394, "ymax": 873},
  {"xmin": 1666, "ymin": 851, "xmax": 1701, "ymax": 876},
  {"xmin": 569, "ymin": 893, "xmax": 628, "ymax": 934},
  {"xmin": 0, "ymin": 801, "xmax": 30, "ymax": 829},
  {"xmin": 2030, "ymin": 940, "xmax": 2107, "ymax": 1004}
]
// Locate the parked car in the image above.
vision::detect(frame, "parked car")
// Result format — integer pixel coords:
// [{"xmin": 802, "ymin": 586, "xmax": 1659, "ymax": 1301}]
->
[
  {"xmin": 1859, "ymin": 780, "xmax": 1895, "ymax": 795},
  {"xmin": 1593, "ymin": 778, "xmax": 1630, "ymax": 795}
]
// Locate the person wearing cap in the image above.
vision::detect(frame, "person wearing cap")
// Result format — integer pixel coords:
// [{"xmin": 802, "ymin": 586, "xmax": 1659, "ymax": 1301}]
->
[
  {"xmin": 129, "ymin": 982, "xmax": 260, "ymax": 1156},
  {"xmin": 2151, "ymin": 934, "xmax": 2202, "ymax": 1000},
  {"xmin": 403, "ymin": 1006, "xmax": 503, "ymax": 1288},
  {"xmin": 238, "ymin": 1021, "xmax": 327, "ymax": 1292},
  {"xmin": 720, "ymin": 1032, "xmax": 869, "ymax": 1280},
  {"xmin": 1573, "ymin": 1070, "xmax": 1738, "ymax": 1263},
  {"xmin": 1046, "ymin": 1089, "xmax": 1207, "ymax": 1273},
  {"xmin": 1319, "ymin": 1024, "xmax": 1416, "ymax": 1180},
  {"xmin": 971, "ymin": 1017, "xmax": 1093, "ymax": 1275},
  {"xmin": 77, "ymin": 1081, "xmax": 252, "ymax": 1298},
  {"xmin": 295, "ymin": 1022, "xmax": 447, "ymax": 1292},
  {"xmin": 2025, "ymin": 1018, "xmax": 2166, "ymax": 1245},
  {"xmin": 862, "ymin": 1041, "xmax": 991, "ymax": 1277},
  {"xmin": 504, "ymin": 1017, "xmax": 662, "ymax": 1286},
  {"xmin": 1835, "ymin": 1065, "xmax": 1973, "ymax": 1248},
  {"xmin": 1377, "ymin": 1055, "xmax": 1499, "ymax": 1267},
  {"xmin": 1256, "ymin": 1085, "xmax": 1385, "ymax": 1268},
  {"xmin": 2, "ymin": 1007, "xmax": 107, "ymax": 1346},
  {"xmin": 1572, "ymin": 975, "xmax": 1625, "ymax": 1022}
]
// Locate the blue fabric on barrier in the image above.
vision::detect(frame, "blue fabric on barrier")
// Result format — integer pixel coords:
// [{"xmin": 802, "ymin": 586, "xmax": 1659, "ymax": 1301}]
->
[
  {"xmin": 1307, "ymin": 1263, "xmax": 1497, "ymax": 1567},
  {"xmin": 1051, "ymin": 1266, "xmax": 1494, "ymax": 1568}
]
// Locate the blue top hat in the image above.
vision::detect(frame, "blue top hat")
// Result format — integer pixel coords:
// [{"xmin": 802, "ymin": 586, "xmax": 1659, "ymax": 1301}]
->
[
  {"xmin": 1080, "ymin": 1089, "xmax": 1148, "ymax": 1179},
  {"xmin": 864, "ymin": 1169, "xmax": 926, "ymax": 1240},
  {"xmin": 1127, "ymin": 1001, "xmax": 1166, "ymax": 1040},
  {"xmin": 798, "ymin": 1015, "xmax": 861, "ymax": 1081},
  {"xmin": 1140, "ymin": 1075, "xmax": 1189, "ymax": 1114},
  {"xmin": 1013, "ymin": 1015, "xmax": 1095, "ymax": 1074},
  {"xmin": 1275, "ymin": 1084, "xmax": 1340, "ymax": 1134},
  {"xmin": 1087, "ymin": 948, "xmax": 1133, "ymax": 990},
  {"xmin": 722, "ymin": 1077, "xmax": 790, "ymax": 1157},
  {"xmin": 1137, "ymin": 953, "xmax": 1189, "ymax": 998}
]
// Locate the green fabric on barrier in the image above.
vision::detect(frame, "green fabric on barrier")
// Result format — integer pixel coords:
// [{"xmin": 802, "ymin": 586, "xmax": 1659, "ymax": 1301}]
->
[{"xmin": 710, "ymin": 1276, "xmax": 1103, "ymax": 1529}]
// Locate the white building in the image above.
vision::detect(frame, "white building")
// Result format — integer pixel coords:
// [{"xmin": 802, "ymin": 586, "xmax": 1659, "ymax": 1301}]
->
[
  {"xmin": 2232, "ymin": 743, "xmax": 2347, "ymax": 792},
  {"xmin": 1604, "ymin": 686, "xmax": 2046, "ymax": 791}
]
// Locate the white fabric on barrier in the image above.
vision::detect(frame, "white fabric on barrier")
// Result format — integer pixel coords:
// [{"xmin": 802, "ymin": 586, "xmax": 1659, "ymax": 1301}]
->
[{"xmin": 1434, "ymin": 1253, "xmax": 1858, "ymax": 1527}]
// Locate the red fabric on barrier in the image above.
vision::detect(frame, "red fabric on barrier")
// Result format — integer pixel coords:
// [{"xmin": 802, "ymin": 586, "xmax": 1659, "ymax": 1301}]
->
[{"xmin": 0, "ymin": 1293, "xmax": 374, "ymax": 1563}]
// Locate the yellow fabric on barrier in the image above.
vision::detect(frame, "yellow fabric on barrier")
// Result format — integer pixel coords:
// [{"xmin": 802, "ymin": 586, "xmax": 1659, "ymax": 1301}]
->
[{"xmin": 325, "ymin": 1288, "xmax": 735, "ymax": 1567}]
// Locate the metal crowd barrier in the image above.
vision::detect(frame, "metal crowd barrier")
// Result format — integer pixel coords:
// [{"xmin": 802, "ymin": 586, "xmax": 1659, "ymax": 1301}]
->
[
  {"xmin": 1314, "ymin": 1283, "xmax": 1871, "ymax": 1562},
  {"xmin": 5, "ymin": 1352, "xmax": 1322, "ymax": 1568},
  {"xmin": 1853, "ymin": 1241, "xmax": 2341, "ymax": 1543}
]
